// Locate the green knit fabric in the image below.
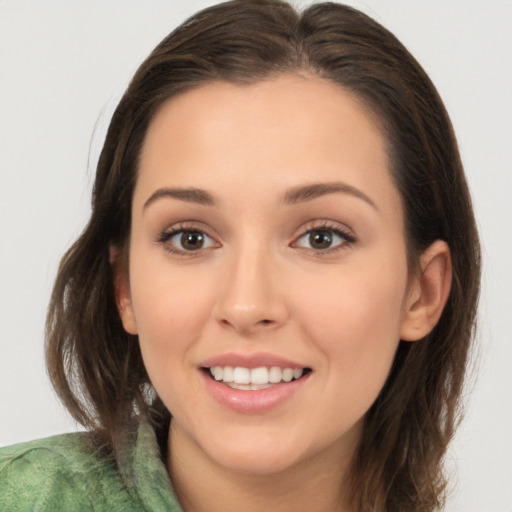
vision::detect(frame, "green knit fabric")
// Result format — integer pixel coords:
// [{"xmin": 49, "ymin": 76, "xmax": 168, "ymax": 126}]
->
[{"xmin": 0, "ymin": 422, "xmax": 184, "ymax": 511}]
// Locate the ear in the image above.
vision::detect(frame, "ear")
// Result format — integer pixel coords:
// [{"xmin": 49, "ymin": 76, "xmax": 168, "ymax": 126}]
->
[
  {"xmin": 110, "ymin": 246, "xmax": 138, "ymax": 335},
  {"xmin": 400, "ymin": 240, "xmax": 452, "ymax": 341}
]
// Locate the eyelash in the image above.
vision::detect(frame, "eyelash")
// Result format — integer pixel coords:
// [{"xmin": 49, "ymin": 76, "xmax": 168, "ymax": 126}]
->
[
  {"xmin": 157, "ymin": 221, "xmax": 356, "ymax": 257},
  {"xmin": 291, "ymin": 221, "xmax": 356, "ymax": 255},
  {"xmin": 157, "ymin": 222, "xmax": 218, "ymax": 257}
]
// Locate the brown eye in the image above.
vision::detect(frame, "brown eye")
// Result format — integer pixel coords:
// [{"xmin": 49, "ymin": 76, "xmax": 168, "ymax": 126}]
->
[
  {"xmin": 294, "ymin": 227, "xmax": 354, "ymax": 252},
  {"xmin": 180, "ymin": 231, "xmax": 205, "ymax": 250},
  {"xmin": 163, "ymin": 229, "xmax": 217, "ymax": 253},
  {"xmin": 309, "ymin": 230, "xmax": 333, "ymax": 250}
]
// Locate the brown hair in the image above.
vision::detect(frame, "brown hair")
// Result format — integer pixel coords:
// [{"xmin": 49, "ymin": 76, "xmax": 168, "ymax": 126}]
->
[{"xmin": 45, "ymin": 1, "xmax": 480, "ymax": 510}]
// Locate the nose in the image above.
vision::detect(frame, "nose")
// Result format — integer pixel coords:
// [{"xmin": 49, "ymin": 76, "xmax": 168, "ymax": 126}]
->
[{"xmin": 213, "ymin": 246, "xmax": 289, "ymax": 335}]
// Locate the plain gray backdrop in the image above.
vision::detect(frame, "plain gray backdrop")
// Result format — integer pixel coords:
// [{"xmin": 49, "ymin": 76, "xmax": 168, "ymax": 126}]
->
[{"xmin": 1, "ymin": 1, "xmax": 511, "ymax": 511}]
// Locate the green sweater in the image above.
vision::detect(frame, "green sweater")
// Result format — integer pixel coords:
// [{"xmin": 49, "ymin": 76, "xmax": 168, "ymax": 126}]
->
[{"xmin": 0, "ymin": 422, "xmax": 184, "ymax": 511}]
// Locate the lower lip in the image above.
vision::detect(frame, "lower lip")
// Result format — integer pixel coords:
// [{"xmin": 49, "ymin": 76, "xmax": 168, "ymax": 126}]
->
[{"xmin": 201, "ymin": 371, "xmax": 310, "ymax": 414}]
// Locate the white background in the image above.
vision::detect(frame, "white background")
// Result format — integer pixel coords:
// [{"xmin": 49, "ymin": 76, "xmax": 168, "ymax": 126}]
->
[{"xmin": 1, "ymin": 1, "xmax": 511, "ymax": 511}]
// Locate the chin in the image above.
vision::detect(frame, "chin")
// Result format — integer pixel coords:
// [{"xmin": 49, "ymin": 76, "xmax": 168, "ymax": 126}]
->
[
  {"xmin": 211, "ymin": 446, "xmax": 303, "ymax": 476},
  {"xmin": 198, "ymin": 428, "xmax": 317, "ymax": 476}
]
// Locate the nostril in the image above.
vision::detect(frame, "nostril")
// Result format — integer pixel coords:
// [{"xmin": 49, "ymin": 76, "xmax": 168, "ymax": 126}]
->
[{"xmin": 218, "ymin": 317, "xmax": 277, "ymax": 335}]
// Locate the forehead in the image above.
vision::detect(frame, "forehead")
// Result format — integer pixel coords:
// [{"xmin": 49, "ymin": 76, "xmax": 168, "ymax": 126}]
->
[
  {"xmin": 142, "ymin": 75, "xmax": 386, "ymax": 161},
  {"xmin": 135, "ymin": 75, "xmax": 400, "ymax": 218}
]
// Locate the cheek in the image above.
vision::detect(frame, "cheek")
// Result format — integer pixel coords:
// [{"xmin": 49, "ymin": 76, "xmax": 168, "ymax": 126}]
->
[
  {"xmin": 133, "ymin": 279, "xmax": 206, "ymax": 343},
  {"xmin": 296, "ymin": 254, "xmax": 408, "ymax": 392},
  {"xmin": 128, "ymin": 261, "xmax": 216, "ymax": 388}
]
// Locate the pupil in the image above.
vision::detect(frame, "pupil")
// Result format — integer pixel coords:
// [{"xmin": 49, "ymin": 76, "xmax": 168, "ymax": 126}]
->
[
  {"xmin": 181, "ymin": 231, "xmax": 204, "ymax": 250},
  {"xmin": 310, "ymin": 230, "xmax": 332, "ymax": 249}
]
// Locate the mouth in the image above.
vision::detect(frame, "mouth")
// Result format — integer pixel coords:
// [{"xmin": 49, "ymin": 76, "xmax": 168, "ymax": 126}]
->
[{"xmin": 202, "ymin": 365, "xmax": 312, "ymax": 390}]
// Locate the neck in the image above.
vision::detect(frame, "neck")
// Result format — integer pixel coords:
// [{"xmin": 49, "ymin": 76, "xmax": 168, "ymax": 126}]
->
[{"xmin": 167, "ymin": 421, "xmax": 357, "ymax": 512}]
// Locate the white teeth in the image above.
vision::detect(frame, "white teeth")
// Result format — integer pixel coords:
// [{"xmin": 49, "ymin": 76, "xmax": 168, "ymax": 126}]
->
[
  {"xmin": 269, "ymin": 366, "xmax": 282, "ymax": 383},
  {"xmin": 223, "ymin": 366, "xmax": 234, "ymax": 383},
  {"xmin": 213, "ymin": 366, "xmax": 223, "ymax": 381},
  {"xmin": 228, "ymin": 383, "xmax": 274, "ymax": 390},
  {"xmin": 251, "ymin": 367, "xmax": 269, "ymax": 384},
  {"xmin": 208, "ymin": 365, "xmax": 306, "ymax": 386},
  {"xmin": 233, "ymin": 367, "xmax": 250, "ymax": 384},
  {"xmin": 282, "ymin": 368, "xmax": 294, "ymax": 382}
]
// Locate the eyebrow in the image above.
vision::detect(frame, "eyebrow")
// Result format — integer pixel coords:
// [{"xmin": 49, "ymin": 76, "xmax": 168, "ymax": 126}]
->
[
  {"xmin": 282, "ymin": 182, "xmax": 378, "ymax": 210},
  {"xmin": 142, "ymin": 181, "xmax": 378, "ymax": 211},
  {"xmin": 143, "ymin": 187, "xmax": 215, "ymax": 209}
]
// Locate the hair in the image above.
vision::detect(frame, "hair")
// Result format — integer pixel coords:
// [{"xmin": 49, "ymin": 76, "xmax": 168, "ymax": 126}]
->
[{"xmin": 45, "ymin": 1, "xmax": 481, "ymax": 510}]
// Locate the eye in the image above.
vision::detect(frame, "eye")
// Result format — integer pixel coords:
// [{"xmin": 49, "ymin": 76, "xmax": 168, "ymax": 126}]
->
[
  {"xmin": 293, "ymin": 227, "xmax": 355, "ymax": 252},
  {"xmin": 159, "ymin": 228, "xmax": 218, "ymax": 254}
]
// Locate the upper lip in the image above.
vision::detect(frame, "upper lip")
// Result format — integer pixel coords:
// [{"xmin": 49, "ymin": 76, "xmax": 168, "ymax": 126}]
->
[{"xmin": 200, "ymin": 352, "xmax": 308, "ymax": 370}]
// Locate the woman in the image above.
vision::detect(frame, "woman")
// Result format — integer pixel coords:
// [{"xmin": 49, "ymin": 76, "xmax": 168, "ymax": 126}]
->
[{"xmin": 0, "ymin": 1, "xmax": 480, "ymax": 511}]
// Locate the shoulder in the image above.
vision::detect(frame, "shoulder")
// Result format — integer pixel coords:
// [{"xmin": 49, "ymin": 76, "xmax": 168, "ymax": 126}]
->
[{"xmin": 0, "ymin": 432, "xmax": 135, "ymax": 511}]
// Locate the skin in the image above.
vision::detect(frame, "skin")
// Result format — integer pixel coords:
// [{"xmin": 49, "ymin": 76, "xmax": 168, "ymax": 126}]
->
[{"xmin": 115, "ymin": 75, "xmax": 451, "ymax": 512}]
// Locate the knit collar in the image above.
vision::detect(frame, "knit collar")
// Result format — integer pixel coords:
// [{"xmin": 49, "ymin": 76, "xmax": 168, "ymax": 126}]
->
[{"xmin": 119, "ymin": 420, "xmax": 183, "ymax": 512}]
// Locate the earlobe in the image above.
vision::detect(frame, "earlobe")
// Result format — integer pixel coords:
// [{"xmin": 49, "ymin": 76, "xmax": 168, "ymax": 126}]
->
[
  {"xmin": 400, "ymin": 240, "xmax": 452, "ymax": 342},
  {"xmin": 110, "ymin": 246, "xmax": 138, "ymax": 335}
]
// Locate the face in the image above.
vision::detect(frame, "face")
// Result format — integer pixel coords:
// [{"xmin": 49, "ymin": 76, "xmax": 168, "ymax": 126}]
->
[{"xmin": 118, "ymin": 75, "xmax": 418, "ymax": 476}]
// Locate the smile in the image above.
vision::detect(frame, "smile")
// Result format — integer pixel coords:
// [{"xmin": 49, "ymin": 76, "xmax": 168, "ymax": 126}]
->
[
  {"xmin": 200, "ymin": 357, "xmax": 312, "ymax": 413},
  {"xmin": 207, "ymin": 366, "xmax": 308, "ymax": 390}
]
